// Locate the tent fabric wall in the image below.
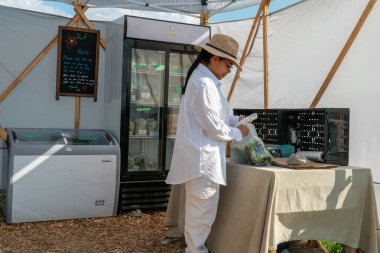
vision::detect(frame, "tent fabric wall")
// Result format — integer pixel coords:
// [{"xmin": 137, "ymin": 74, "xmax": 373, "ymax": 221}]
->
[
  {"xmin": 0, "ymin": 6, "xmax": 109, "ymax": 190},
  {"xmin": 211, "ymin": 0, "xmax": 380, "ymax": 182},
  {"xmin": 0, "ymin": 5, "xmax": 107, "ymax": 130}
]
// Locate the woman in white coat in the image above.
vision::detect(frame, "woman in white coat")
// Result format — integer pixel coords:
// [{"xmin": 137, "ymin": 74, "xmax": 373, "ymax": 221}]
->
[{"xmin": 165, "ymin": 34, "xmax": 249, "ymax": 253}]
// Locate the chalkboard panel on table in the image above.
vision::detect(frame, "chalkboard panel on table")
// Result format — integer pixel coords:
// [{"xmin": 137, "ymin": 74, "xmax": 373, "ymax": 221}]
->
[{"xmin": 56, "ymin": 26, "xmax": 100, "ymax": 101}]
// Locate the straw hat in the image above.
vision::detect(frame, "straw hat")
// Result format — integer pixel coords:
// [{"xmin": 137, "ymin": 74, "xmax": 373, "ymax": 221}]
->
[{"xmin": 195, "ymin": 34, "xmax": 242, "ymax": 71}]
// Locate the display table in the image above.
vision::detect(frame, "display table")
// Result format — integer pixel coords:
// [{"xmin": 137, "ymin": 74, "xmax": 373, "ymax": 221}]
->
[{"xmin": 165, "ymin": 165, "xmax": 380, "ymax": 253}]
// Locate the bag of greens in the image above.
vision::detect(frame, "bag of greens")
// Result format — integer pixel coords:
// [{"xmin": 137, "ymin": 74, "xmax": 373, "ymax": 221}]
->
[
  {"xmin": 230, "ymin": 123, "xmax": 258, "ymax": 164},
  {"xmin": 244, "ymin": 137, "xmax": 273, "ymax": 166},
  {"xmin": 230, "ymin": 123, "xmax": 273, "ymax": 166}
]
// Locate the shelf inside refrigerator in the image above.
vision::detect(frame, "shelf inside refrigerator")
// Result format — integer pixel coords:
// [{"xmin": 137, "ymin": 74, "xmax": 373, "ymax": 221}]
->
[
  {"xmin": 169, "ymin": 72, "xmax": 187, "ymax": 77},
  {"xmin": 130, "ymin": 100, "xmax": 159, "ymax": 106},
  {"xmin": 129, "ymin": 134, "xmax": 158, "ymax": 139},
  {"xmin": 168, "ymin": 102, "xmax": 180, "ymax": 107},
  {"xmin": 132, "ymin": 69, "xmax": 164, "ymax": 75}
]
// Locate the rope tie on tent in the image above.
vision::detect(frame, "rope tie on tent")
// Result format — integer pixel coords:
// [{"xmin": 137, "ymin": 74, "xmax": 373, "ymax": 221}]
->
[
  {"xmin": 247, "ymin": 17, "xmax": 261, "ymax": 56},
  {"xmin": 200, "ymin": 0, "xmax": 208, "ymax": 26}
]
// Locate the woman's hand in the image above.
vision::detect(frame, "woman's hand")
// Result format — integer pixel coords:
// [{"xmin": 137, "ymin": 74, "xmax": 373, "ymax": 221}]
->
[{"xmin": 237, "ymin": 125, "xmax": 249, "ymax": 137}]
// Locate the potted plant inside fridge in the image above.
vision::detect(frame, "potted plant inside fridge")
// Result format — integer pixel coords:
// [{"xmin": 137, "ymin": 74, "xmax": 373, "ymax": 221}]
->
[{"xmin": 133, "ymin": 154, "xmax": 145, "ymax": 171}]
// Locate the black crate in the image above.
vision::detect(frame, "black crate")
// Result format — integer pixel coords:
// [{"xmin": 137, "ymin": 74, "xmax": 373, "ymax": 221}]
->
[
  {"xmin": 233, "ymin": 108, "xmax": 349, "ymax": 165},
  {"xmin": 233, "ymin": 109, "xmax": 282, "ymax": 144},
  {"xmin": 295, "ymin": 108, "xmax": 349, "ymax": 165}
]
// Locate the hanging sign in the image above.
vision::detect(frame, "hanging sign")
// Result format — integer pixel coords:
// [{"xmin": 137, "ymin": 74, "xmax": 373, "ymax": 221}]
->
[{"xmin": 56, "ymin": 26, "xmax": 100, "ymax": 101}]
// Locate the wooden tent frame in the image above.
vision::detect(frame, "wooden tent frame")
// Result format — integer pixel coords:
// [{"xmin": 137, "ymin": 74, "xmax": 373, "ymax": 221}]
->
[
  {"xmin": 0, "ymin": 0, "xmax": 106, "ymax": 129},
  {"xmin": 0, "ymin": 126, "xmax": 7, "ymax": 141},
  {"xmin": 309, "ymin": 0, "xmax": 376, "ymax": 108},
  {"xmin": 227, "ymin": 0, "xmax": 376, "ymax": 110},
  {"xmin": 0, "ymin": 0, "xmax": 375, "ymax": 136}
]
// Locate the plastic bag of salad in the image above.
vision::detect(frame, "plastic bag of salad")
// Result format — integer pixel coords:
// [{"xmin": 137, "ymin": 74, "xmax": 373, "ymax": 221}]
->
[{"xmin": 230, "ymin": 123, "xmax": 257, "ymax": 164}]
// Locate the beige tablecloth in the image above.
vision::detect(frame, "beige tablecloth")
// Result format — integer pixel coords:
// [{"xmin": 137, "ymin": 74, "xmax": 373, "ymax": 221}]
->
[{"xmin": 164, "ymin": 165, "xmax": 380, "ymax": 253}]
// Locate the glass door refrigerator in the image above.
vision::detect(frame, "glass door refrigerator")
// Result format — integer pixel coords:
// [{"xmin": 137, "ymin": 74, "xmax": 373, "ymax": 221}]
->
[{"xmin": 119, "ymin": 16, "xmax": 210, "ymax": 212}]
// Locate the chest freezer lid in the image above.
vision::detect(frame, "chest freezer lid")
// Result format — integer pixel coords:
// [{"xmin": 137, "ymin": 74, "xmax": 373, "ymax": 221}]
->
[
  {"xmin": 61, "ymin": 129, "xmax": 114, "ymax": 145},
  {"xmin": 8, "ymin": 128, "xmax": 114, "ymax": 145},
  {"xmin": 10, "ymin": 128, "xmax": 64, "ymax": 145}
]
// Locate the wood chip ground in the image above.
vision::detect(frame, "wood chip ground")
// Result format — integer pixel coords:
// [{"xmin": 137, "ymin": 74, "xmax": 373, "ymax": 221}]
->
[{"xmin": 0, "ymin": 210, "xmax": 185, "ymax": 253}]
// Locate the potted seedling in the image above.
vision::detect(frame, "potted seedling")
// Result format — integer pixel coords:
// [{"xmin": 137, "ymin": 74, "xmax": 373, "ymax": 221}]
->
[{"xmin": 133, "ymin": 154, "xmax": 145, "ymax": 171}]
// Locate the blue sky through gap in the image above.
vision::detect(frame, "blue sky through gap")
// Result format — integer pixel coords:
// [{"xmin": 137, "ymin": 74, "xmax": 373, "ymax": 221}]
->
[{"xmin": 0, "ymin": 0, "xmax": 301, "ymax": 23}]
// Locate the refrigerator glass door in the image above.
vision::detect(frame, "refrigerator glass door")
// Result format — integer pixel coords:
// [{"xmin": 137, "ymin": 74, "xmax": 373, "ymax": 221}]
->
[
  {"xmin": 128, "ymin": 48, "xmax": 165, "ymax": 173},
  {"xmin": 165, "ymin": 52, "xmax": 197, "ymax": 170}
]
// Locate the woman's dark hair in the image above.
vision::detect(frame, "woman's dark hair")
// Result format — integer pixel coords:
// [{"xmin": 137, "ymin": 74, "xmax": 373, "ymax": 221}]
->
[{"xmin": 182, "ymin": 49, "xmax": 213, "ymax": 95}]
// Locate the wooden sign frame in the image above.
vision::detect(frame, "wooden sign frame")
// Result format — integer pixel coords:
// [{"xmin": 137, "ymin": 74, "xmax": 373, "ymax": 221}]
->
[{"xmin": 56, "ymin": 26, "xmax": 100, "ymax": 101}]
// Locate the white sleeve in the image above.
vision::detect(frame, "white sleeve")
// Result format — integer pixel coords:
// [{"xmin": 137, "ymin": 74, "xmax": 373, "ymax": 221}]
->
[
  {"xmin": 191, "ymin": 81, "xmax": 240, "ymax": 141},
  {"xmin": 229, "ymin": 115, "xmax": 239, "ymax": 127},
  {"xmin": 231, "ymin": 127, "xmax": 243, "ymax": 141}
]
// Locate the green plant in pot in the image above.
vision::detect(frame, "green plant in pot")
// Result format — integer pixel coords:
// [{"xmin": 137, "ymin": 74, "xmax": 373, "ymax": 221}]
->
[
  {"xmin": 128, "ymin": 156, "xmax": 135, "ymax": 171},
  {"xmin": 129, "ymin": 121, "xmax": 135, "ymax": 135},
  {"xmin": 133, "ymin": 154, "xmax": 145, "ymax": 170}
]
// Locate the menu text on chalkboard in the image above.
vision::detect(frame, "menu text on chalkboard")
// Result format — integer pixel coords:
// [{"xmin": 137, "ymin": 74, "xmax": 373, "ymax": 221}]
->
[{"xmin": 56, "ymin": 26, "xmax": 100, "ymax": 101}]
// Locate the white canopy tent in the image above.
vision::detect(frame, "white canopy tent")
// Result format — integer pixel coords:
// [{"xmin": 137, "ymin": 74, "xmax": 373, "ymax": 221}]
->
[
  {"xmin": 42, "ymin": 0, "xmax": 263, "ymax": 19},
  {"xmin": 1, "ymin": 0, "xmax": 380, "ymax": 220}
]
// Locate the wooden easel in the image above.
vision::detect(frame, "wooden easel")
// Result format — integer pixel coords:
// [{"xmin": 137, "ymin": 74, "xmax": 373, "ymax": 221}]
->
[{"xmin": 0, "ymin": 0, "xmax": 106, "ymax": 129}]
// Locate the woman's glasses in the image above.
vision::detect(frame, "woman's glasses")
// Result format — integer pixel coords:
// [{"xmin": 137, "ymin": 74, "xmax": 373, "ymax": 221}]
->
[{"xmin": 221, "ymin": 59, "xmax": 234, "ymax": 70}]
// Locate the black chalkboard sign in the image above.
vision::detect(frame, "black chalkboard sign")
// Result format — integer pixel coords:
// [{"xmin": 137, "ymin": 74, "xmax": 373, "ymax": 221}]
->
[{"xmin": 56, "ymin": 26, "xmax": 100, "ymax": 101}]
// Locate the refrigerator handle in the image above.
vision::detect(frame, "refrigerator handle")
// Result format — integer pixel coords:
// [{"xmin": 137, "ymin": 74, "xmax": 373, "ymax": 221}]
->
[{"xmin": 160, "ymin": 106, "xmax": 167, "ymax": 140}]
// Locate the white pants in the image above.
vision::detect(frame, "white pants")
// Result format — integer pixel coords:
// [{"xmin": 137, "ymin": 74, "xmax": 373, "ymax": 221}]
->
[
  {"xmin": 184, "ymin": 177, "xmax": 220, "ymax": 253},
  {"xmin": 163, "ymin": 184, "xmax": 186, "ymax": 240}
]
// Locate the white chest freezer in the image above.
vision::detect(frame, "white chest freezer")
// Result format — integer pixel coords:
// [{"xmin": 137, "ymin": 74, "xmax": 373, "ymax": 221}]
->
[{"xmin": 5, "ymin": 128, "xmax": 120, "ymax": 224}]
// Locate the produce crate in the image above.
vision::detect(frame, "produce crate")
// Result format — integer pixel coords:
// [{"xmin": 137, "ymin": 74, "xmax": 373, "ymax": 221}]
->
[
  {"xmin": 233, "ymin": 109, "xmax": 282, "ymax": 144},
  {"xmin": 233, "ymin": 108, "xmax": 349, "ymax": 165},
  {"xmin": 296, "ymin": 108, "xmax": 349, "ymax": 165}
]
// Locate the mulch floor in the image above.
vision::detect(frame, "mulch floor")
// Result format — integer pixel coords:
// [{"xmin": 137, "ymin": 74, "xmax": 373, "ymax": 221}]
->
[{"xmin": 0, "ymin": 210, "xmax": 185, "ymax": 253}]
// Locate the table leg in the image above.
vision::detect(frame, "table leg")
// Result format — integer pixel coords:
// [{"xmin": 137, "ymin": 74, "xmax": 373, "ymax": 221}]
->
[
  {"xmin": 345, "ymin": 246, "xmax": 364, "ymax": 253},
  {"xmin": 345, "ymin": 247, "xmax": 356, "ymax": 253}
]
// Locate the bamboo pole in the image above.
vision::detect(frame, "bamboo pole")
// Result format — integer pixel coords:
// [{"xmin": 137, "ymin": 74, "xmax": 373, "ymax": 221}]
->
[
  {"xmin": 75, "ymin": 97, "xmax": 80, "ymax": 129},
  {"xmin": 71, "ymin": 1, "xmax": 107, "ymax": 49},
  {"xmin": 200, "ymin": 12, "xmax": 209, "ymax": 26},
  {"xmin": 0, "ymin": 127, "xmax": 7, "ymax": 141},
  {"xmin": 0, "ymin": 6, "xmax": 88, "ymax": 103},
  {"xmin": 309, "ymin": 0, "xmax": 376, "ymax": 108},
  {"xmin": 75, "ymin": 0, "xmax": 82, "ymax": 129},
  {"xmin": 227, "ymin": 0, "xmax": 269, "ymax": 102},
  {"xmin": 263, "ymin": 0, "xmax": 269, "ymax": 109}
]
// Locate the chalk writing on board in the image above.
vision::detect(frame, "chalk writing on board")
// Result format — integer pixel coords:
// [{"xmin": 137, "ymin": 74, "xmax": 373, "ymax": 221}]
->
[{"xmin": 56, "ymin": 26, "xmax": 100, "ymax": 101}]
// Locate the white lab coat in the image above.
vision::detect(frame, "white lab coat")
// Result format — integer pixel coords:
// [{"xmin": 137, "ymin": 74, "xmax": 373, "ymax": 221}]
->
[{"xmin": 166, "ymin": 64, "xmax": 241, "ymax": 186}]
